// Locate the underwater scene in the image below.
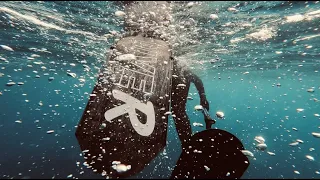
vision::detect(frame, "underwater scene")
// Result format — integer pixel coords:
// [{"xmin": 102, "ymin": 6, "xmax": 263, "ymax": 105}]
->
[{"xmin": 0, "ymin": 1, "xmax": 320, "ymax": 179}]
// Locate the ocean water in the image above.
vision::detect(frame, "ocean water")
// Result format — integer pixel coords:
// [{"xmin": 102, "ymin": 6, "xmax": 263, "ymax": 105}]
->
[{"xmin": 1, "ymin": 1, "xmax": 320, "ymax": 179}]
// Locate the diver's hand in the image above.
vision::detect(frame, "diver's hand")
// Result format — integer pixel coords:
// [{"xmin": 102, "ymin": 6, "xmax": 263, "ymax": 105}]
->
[{"xmin": 200, "ymin": 96, "xmax": 209, "ymax": 111}]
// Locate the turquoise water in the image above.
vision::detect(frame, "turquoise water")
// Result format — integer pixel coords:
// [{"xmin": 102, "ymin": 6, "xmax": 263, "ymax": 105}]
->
[{"xmin": 1, "ymin": 1, "xmax": 320, "ymax": 179}]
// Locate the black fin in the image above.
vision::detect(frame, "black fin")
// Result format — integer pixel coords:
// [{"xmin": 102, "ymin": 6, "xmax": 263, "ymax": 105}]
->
[
  {"xmin": 170, "ymin": 129, "xmax": 250, "ymax": 179},
  {"xmin": 75, "ymin": 36, "xmax": 173, "ymax": 179}
]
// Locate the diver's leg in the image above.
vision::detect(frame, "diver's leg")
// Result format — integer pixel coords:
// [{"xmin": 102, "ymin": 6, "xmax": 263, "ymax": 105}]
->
[
  {"xmin": 171, "ymin": 76, "xmax": 192, "ymax": 148},
  {"xmin": 172, "ymin": 102, "xmax": 192, "ymax": 148}
]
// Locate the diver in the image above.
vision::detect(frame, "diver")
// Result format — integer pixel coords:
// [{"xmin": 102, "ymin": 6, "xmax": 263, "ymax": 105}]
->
[
  {"xmin": 76, "ymin": 1, "xmax": 250, "ymax": 179},
  {"xmin": 120, "ymin": 1, "xmax": 216, "ymax": 146},
  {"xmin": 118, "ymin": 2, "xmax": 249, "ymax": 179}
]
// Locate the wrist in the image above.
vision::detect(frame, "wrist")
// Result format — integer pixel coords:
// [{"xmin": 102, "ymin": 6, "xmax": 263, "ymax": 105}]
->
[{"xmin": 200, "ymin": 94, "xmax": 206, "ymax": 100}]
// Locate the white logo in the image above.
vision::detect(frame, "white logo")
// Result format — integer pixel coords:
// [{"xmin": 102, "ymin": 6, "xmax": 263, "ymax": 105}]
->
[
  {"xmin": 114, "ymin": 60, "xmax": 156, "ymax": 94},
  {"xmin": 104, "ymin": 90, "xmax": 156, "ymax": 136}
]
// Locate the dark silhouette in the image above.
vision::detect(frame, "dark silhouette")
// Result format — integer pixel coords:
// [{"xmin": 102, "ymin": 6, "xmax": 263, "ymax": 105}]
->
[{"xmin": 75, "ymin": 1, "xmax": 250, "ymax": 179}]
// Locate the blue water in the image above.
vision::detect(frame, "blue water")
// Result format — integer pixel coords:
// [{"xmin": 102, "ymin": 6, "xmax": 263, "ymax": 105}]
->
[{"xmin": 1, "ymin": 1, "xmax": 320, "ymax": 179}]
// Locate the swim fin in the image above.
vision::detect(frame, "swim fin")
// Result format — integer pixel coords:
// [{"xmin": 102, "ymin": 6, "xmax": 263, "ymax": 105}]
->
[
  {"xmin": 170, "ymin": 129, "xmax": 250, "ymax": 179},
  {"xmin": 75, "ymin": 35, "xmax": 173, "ymax": 179}
]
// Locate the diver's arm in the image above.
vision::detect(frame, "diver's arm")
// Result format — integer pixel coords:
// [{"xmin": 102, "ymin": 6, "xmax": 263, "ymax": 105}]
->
[
  {"xmin": 186, "ymin": 69, "xmax": 205, "ymax": 96},
  {"xmin": 184, "ymin": 69, "xmax": 210, "ymax": 111}
]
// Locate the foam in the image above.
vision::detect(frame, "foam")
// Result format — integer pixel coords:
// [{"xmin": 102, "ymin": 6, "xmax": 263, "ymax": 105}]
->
[{"xmin": 0, "ymin": 6, "xmax": 96, "ymax": 37}]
